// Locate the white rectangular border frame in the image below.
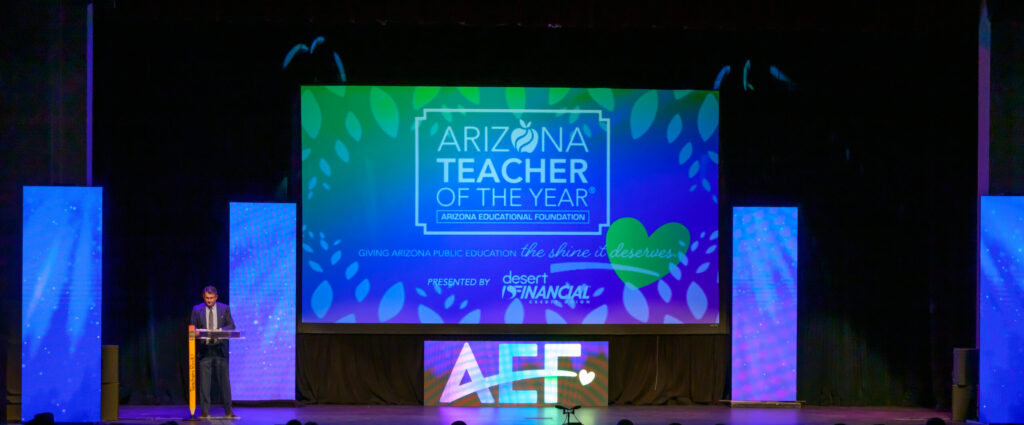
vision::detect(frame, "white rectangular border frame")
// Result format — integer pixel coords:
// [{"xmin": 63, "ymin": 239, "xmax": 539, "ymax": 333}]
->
[{"xmin": 415, "ymin": 108, "xmax": 611, "ymax": 236}]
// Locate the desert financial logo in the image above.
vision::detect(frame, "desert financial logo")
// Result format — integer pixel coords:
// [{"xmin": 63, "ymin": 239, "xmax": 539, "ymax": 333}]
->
[
  {"xmin": 415, "ymin": 109, "xmax": 610, "ymax": 235},
  {"xmin": 424, "ymin": 341, "xmax": 609, "ymax": 406},
  {"xmin": 501, "ymin": 271, "xmax": 592, "ymax": 305}
]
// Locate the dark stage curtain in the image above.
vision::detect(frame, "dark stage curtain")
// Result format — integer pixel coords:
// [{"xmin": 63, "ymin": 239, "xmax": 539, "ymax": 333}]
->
[
  {"xmin": 1, "ymin": 1, "xmax": 88, "ymax": 419},
  {"xmin": 296, "ymin": 334, "xmax": 727, "ymax": 405}
]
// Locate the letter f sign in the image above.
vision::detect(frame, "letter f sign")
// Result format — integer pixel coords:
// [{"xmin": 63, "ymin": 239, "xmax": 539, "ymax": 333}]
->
[{"xmin": 544, "ymin": 343, "xmax": 582, "ymax": 403}]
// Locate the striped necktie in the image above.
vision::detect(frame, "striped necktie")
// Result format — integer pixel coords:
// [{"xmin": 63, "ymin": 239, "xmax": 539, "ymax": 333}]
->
[{"xmin": 207, "ymin": 307, "xmax": 213, "ymax": 344}]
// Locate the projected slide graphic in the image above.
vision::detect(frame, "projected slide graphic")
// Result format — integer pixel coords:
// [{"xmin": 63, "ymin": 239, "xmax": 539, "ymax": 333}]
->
[
  {"xmin": 424, "ymin": 341, "xmax": 608, "ymax": 406},
  {"xmin": 301, "ymin": 86, "xmax": 719, "ymax": 325},
  {"xmin": 22, "ymin": 186, "xmax": 103, "ymax": 422}
]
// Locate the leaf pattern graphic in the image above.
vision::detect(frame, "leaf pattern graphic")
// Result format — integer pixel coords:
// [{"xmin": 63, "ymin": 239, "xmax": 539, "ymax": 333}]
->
[
  {"xmin": 308, "ymin": 261, "xmax": 323, "ymax": 272},
  {"xmin": 697, "ymin": 262, "xmax": 710, "ymax": 273},
  {"xmin": 679, "ymin": 142, "xmax": 693, "ymax": 165},
  {"xmin": 310, "ymin": 280, "xmax": 332, "ymax": 319},
  {"xmin": 669, "ymin": 263, "xmax": 682, "ymax": 280},
  {"xmin": 698, "ymin": 93, "xmax": 719, "ymax": 141},
  {"xmin": 370, "ymin": 87, "xmax": 399, "ymax": 138},
  {"xmin": 623, "ymin": 284, "xmax": 650, "ymax": 323},
  {"xmin": 377, "ymin": 282, "xmax": 404, "ymax": 322},
  {"xmin": 459, "ymin": 309, "xmax": 481, "ymax": 324},
  {"xmin": 418, "ymin": 305, "xmax": 443, "ymax": 324},
  {"xmin": 630, "ymin": 90, "xmax": 659, "ymax": 139},
  {"xmin": 413, "ymin": 86, "xmax": 440, "ymax": 109},
  {"xmin": 506, "ymin": 87, "xmax": 526, "ymax": 110},
  {"xmin": 334, "ymin": 140, "xmax": 350, "ymax": 163},
  {"xmin": 658, "ymin": 279, "xmax": 673, "ymax": 303},
  {"xmin": 687, "ymin": 282, "xmax": 708, "ymax": 320},
  {"xmin": 582, "ymin": 305, "xmax": 608, "ymax": 324},
  {"xmin": 588, "ymin": 88, "xmax": 615, "ymax": 111},
  {"xmin": 345, "ymin": 261, "xmax": 359, "ymax": 280},
  {"xmin": 345, "ymin": 112, "xmax": 362, "ymax": 142},
  {"xmin": 666, "ymin": 114, "xmax": 682, "ymax": 143},
  {"xmin": 545, "ymin": 309, "xmax": 567, "ymax": 324},
  {"xmin": 355, "ymin": 279, "xmax": 370, "ymax": 302},
  {"xmin": 319, "ymin": 158, "xmax": 332, "ymax": 177},
  {"xmin": 326, "ymin": 86, "xmax": 346, "ymax": 97},
  {"xmin": 549, "ymin": 87, "xmax": 570, "ymax": 105},
  {"xmin": 504, "ymin": 298, "xmax": 524, "ymax": 324},
  {"xmin": 457, "ymin": 87, "xmax": 480, "ymax": 104}
]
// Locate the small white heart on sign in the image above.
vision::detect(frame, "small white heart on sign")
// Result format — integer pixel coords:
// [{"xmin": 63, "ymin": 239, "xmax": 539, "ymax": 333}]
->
[{"xmin": 578, "ymin": 368, "xmax": 595, "ymax": 386}]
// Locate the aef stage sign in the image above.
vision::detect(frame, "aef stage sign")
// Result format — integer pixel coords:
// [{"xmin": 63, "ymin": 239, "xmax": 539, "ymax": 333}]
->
[{"xmin": 424, "ymin": 341, "xmax": 608, "ymax": 406}]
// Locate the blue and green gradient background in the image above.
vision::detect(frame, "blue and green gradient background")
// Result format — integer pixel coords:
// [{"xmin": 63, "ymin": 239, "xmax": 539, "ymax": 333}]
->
[{"xmin": 301, "ymin": 86, "xmax": 719, "ymax": 325}]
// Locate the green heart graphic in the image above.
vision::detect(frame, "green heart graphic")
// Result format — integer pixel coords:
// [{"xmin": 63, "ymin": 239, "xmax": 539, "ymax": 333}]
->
[{"xmin": 605, "ymin": 217, "xmax": 690, "ymax": 289}]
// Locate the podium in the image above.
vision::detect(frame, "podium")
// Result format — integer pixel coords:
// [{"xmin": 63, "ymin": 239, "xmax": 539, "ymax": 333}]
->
[{"xmin": 187, "ymin": 326, "xmax": 243, "ymax": 420}]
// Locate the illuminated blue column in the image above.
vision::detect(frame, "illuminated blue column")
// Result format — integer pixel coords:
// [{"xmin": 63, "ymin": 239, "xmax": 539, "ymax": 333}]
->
[
  {"xmin": 731, "ymin": 207, "xmax": 798, "ymax": 402},
  {"xmin": 979, "ymin": 196, "xmax": 1024, "ymax": 423},
  {"xmin": 22, "ymin": 186, "xmax": 103, "ymax": 421},
  {"xmin": 229, "ymin": 202, "xmax": 296, "ymax": 400}
]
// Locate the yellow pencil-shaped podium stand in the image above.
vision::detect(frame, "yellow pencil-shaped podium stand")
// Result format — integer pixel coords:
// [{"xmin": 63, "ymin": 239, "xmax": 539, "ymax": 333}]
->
[
  {"xmin": 186, "ymin": 327, "xmax": 243, "ymax": 420},
  {"xmin": 188, "ymin": 325, "xmax": 197, "ymax": 418}
]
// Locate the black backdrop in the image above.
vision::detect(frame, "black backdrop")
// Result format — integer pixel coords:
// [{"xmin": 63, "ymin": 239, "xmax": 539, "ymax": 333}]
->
[{"xmin": 4, "ymin": 0, "xmax": 983, "ymax": 410}]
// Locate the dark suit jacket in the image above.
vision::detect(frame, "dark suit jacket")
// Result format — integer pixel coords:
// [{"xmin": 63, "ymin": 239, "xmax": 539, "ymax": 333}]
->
[{"xmin": 190, "ymin": 302, "xmax": 236, "ymax": 358}]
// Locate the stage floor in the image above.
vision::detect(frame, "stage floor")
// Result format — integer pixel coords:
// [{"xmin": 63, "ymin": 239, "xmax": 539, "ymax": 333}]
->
[{"xmin": 109, "ymin": 405, "xmax": 959, "ymax": 425}]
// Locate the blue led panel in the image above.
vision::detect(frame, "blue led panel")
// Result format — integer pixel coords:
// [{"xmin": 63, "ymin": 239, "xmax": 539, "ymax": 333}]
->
[
  {"xmin": 731, "ymin": 207, "xmax": 798, "ymax": 401},
  {"xmin": 229, "ymin": 202, "xmax": 296, "ymax": 400},
  {"xmin": 980, "ymin": 196, "xmax": 1024, "ymax": 423},
  {"xmin": 22, "ymin": 186, "xmax": 103, "ymax": 421}
]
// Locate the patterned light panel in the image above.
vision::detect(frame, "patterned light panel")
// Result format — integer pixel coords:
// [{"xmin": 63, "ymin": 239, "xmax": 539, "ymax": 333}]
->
[
  {"xmin": 979, "ymin": 196, "xmax": 1024, "ymax": 423},
  {"xmin": 731, "ymin": 207, "xmax": 798, "ymax": 401},
  {"xmin": 229, "ymin": 202, "xmax": 296, "ymax": 400},
  {"xmin": 424, "ymin": 340, "xmax": 608, "ymax": 406},
  {"xmin": 22, "ymin": 186, "xmax": 103, "ymax": 421}
]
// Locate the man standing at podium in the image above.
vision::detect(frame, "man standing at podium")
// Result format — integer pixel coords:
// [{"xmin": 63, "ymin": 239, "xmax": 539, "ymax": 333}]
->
[{"xmin": 190, "ymin": 285, "xmax": 236, "ymax": 418}]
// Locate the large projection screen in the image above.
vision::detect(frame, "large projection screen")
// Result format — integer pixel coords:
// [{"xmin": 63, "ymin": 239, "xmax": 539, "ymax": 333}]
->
[{"xmin": 299, "ymin": 86, "xmax": 720, "ymax": 333}]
